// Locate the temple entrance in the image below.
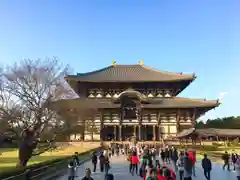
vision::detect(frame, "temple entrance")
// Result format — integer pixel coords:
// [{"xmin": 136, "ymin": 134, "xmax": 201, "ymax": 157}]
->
[
  {"xmin": 142, "ymin": 125, "xmax": 153, "ymax": 141},
  {"xmin": 101, "ymin": 125, "xmax": 160, "ymax": 141},
  {"xmin": 102, "ymin": 126, "xmax": 114, "ymax": 141},
  {"xmin": 122, "ymin": 125, "xmax": 134, "ymax": 141}
]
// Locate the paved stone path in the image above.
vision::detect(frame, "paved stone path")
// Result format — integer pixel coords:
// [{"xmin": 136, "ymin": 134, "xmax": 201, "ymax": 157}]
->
[{"xmin": 56, "ymin": 155, "xmax": 237, "ymax": 180}]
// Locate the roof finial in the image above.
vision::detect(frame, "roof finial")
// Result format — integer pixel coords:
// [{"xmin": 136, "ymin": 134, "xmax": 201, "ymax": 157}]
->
[
  {"xmin": 112, "ymin": 60, "xmax": 116, "ymax": 65},
  {"xmin": 139, "ymin": 60, "xmax": 144, "ymax": 65}
]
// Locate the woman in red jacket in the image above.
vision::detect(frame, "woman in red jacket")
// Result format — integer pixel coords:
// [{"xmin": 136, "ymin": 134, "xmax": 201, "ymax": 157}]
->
[
  {"xmin": 189, "ymin": 151, "xmax": 196, "ymax": 176},
  {"xmin": 131, "ymin": 151, "xmax": 139, "ymax": 176}
]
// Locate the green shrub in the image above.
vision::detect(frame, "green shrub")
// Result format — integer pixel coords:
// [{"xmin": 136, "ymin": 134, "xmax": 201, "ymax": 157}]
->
[
  {"xmin": 176, "ymin": 144, "xmax": 220, "ymax": 152},
  {"xmin": 228, "ymin": 140, "xmax": 240, "ymax": 147},
  {"xmin": 0, "ymin": 147, "xmax": 100, "ymax": 180},
  {"xmin": 212, "ymin": 142, "xmax": 223, "ymax": 147}
]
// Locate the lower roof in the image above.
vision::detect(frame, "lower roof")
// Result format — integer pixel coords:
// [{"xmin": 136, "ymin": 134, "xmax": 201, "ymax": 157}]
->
[
  {"xmin": 53, "ymin": 97, "xmax": 219, "ymax": 110},
  {"xmin": 177, "ymin": 128, "xmax": 240, "ymax": 137}
]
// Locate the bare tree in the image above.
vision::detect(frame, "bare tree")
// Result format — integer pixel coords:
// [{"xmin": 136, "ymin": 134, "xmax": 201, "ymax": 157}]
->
[
  {"xmin": 0, "ymin": 58, "xmax": 78, "ymax": 168},
  {"xmin": 53, "ymin": 104, "xmax": 100, "ymax": 141}
]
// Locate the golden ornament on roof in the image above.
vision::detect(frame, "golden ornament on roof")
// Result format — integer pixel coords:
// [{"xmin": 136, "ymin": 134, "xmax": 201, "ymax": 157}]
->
[
  {"xmin": 111, "ymin": 60, "xmax": 116, "ymax": 65},
  {"xmin": 139, "ymin": 60, "xmax": 144, "ymax": 65}
]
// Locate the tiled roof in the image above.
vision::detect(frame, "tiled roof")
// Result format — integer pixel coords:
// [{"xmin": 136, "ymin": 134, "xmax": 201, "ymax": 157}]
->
[
  {"xmin": 65, "ymin": 64, "xmax": 195, "ymax": 82},
  {"xmin": 176, "ymin": 128, "xmax": 240, "ymax": 137},
  {"xmin": 196, "ymin": 128, "xmax": 240, "ymax": 136},
  {"xmin": 53, "ymin": 97, "xmax": 219, "ymax": 109},
  {"xmin": 52, "ymin": 98, "xmax": 120, "ymax": 110},
  {"xmin": 176, "ymin": 128, "xmax": 195, "ymax": 137},
  {"xmin": 144, "ymin": 97, "xmax": 219, "ymax": 108}
]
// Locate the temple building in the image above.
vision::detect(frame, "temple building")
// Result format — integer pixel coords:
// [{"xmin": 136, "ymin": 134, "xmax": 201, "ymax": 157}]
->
[{"xmin": 60, "ymin": 61, "xmax": 220, "ymax": 141}]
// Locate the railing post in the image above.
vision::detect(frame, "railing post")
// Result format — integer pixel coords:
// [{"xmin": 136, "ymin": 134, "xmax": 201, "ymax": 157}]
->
[{"xmin": 25, "ymin": 169, "xmax": 31, "ymax": 180}]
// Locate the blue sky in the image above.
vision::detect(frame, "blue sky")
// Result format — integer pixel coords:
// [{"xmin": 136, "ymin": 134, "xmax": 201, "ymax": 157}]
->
[{"xmin": 0, "ymin": 0, "xmax": 239, "ymax": 121}]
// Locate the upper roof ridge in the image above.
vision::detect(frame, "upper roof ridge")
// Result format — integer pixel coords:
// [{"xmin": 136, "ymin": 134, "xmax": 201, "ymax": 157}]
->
[
  {"xmin": 76, "ymin": 65, "xmax": 112, "ymax": 76},
  {"xmin": 67, "ymin": 63, "xmax": 196, "ymax": 82}
]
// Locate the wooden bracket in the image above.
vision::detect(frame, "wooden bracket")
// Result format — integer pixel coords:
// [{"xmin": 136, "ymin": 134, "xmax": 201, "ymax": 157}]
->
[
  {"xmin": 157, "ymin": 112, "xmax": 161, "ymax": 125},
  {"xmin": 176, "ymin": 109, "xmax": 180, "ymax": 131},
  {"xmin": 192, "ymin": 108, "xmax": 197, "ymax": 127}
]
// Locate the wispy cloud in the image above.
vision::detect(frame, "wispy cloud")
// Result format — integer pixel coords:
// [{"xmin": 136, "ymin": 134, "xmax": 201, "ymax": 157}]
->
[{"xmin": 218, "ymin": 92, "xmax": 228, "ymax": 100}]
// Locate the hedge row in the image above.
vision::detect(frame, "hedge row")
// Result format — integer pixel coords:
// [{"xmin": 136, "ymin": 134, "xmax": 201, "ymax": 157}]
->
[
  {"xmin": 0, "ymin": 147, "xmax": 100, "ymax": 180},
  {"xmin": 174, "ymin": 144, "xmax": 220, "ymax": 151}
]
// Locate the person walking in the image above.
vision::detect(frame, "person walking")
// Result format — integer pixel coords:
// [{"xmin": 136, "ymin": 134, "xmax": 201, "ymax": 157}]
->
[
  {"xmin": 91, "ymin": 151, "xmax": 98, "ymax": 173},
  {"xmin": 157, "ymin": 168, "xmax": 166, "ymax": 180},
  {"xmin": 232, "ymin": 153, "xmax": 237, "ymax": 171},
  {"xmin": 201, "ymin": 154, "xmax": 212, "ymax": 180},
  {"xmin": 144, "ymin": 168, "xmax": 157, "ymax": 180},
  {"xmin": 222, "ymin": 151, "xmax": 230, "ymax": 171},
  {"xmin": 127, "ymin": 151, "xmax": 133, "ymax": 173},
  {"xmin": 165, "ymin": 148, "xmax": 170, "ymax": 163},
  {"xmin": 145, "ymin": 161, "xmax": 154, "ymax": 180},
  {"xmin": 160, "ymin": 149, "xmax": 165, "ymax": 163},
  {"xmin": 171, "ymin": 148, "xmax": 178, "ymax": 173},
  {"xmin": 141, "ymin": 151, "xmax": 149, "ymax": 166},
  {"xmin": 177, "ymin": 151, "xmax": 184, "ymax": 180},
  {"xmin": 189, "ymin": 151, "xmax": 196, "ymax": 177},
  {"xmin": 183, "ymin": 152, "xmax": 193, "ymax": 180},
  {"xmin": 116, "ymin": 144, "xmax": 120, "ymax": 156},
  {"xmin": 155, "ymin": 150, "xmax": 160, "ymax": 168},
  {"xmin": 99, "ymin": 152, "xmax": 105, "ymax": 172},
  {"xmin": 104, "ymin": 155, "xmax": 111, "ymax": 176},
  {"xmin": 68, "ymin": 160, "xmax": 77, "ymax": 180},
  {"xmin": 81, "ymin": 168, "xmax": 94, "ymax": 180},
  {"xmin": 163, "ymin": 167, "xmax": 176, "ymax": 180},
  {"xmin": 73, "ymin": 152, "xmax": 80, "ymax": 167},
  {"xmin": 130, "ymin": 151, "xmax": 139, "ymax": 176}
]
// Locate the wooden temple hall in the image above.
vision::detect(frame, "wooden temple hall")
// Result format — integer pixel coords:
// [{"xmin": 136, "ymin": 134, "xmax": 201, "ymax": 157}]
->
[{"xmin": 60, "ymin": 61, "xmax": 220, "ymax": 141}]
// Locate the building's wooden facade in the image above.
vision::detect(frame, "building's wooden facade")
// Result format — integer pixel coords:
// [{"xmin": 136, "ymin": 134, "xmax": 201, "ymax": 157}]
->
[{"xmin": 62, "ymin": 61, "xmax": 219, "ymax": 141}]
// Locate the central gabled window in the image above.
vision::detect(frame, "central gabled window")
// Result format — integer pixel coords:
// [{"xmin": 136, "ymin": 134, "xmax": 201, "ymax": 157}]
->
[{"xmin": 121, "ymin": 98, "xmax": 137, "ymax": 119}]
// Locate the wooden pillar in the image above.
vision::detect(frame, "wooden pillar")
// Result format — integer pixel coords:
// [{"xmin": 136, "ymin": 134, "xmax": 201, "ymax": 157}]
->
[
  {"xmin": 119, "ymin": 108, "xmax": 123, "ymax": 141},
  {"xmin": 168, "ymin": 125, "xmax": 170, "ymax": 136},
  {"xmin": 81, "ymin": 120, "xmax": 85, "ymax": 141},
  {"xmin": 91, "ymin": 120, "xmax": 94, "ymax": 141},
  {"xmin": 100, "ymin": 111, "xmax": 104, "ymax": 141},
  {"xmin": 153, "ymin": 125, "xmax": 156, "ymax": 140},
  {"xmin": 119, "ymin": 125, "xmax": 122, "ymax": 141},
  {"xmin": 176, "ymin": 109, "xmax": 180, "ymax": 132},
  {"xmin": 134, "ymin": 125, "xmax": 136, "ymax": 136},
  {"xmin": 158, "ymin": 126, "xmax": 161, "ymax": 141},
  {"xmin": 192, "ymin": 108, "xmax": 197, "ymax": 128},
  {"xmin": 156, "ymin": 125, "xmax": 159, "ymax": 141},
  {"xmin": 157, "ymin": 112, "xmax": 161, "ymax": 141},
  {"xmin": 114, "ymin": 125, "xmax": 117, "ymax": 141},
  {"xmin": 137, "ymin": 107, "xmax": 142, "ymax": 141},
  {"xmin": 145, "ymin": 125, "xmax": 147, "ymax": 140},
  {"xmin": 138, "ymin": 125, "xmax": 141, "ymax": 141}
]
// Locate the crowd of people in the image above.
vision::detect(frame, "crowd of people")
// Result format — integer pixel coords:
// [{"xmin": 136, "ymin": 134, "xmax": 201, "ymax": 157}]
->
[
  {"xmin": 66, "ymin": 143, "xmax": 240, "ymax": 180},
  {"xmin": 126, "ymin": 144, "xmax": 195, "ymax": 180}
]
